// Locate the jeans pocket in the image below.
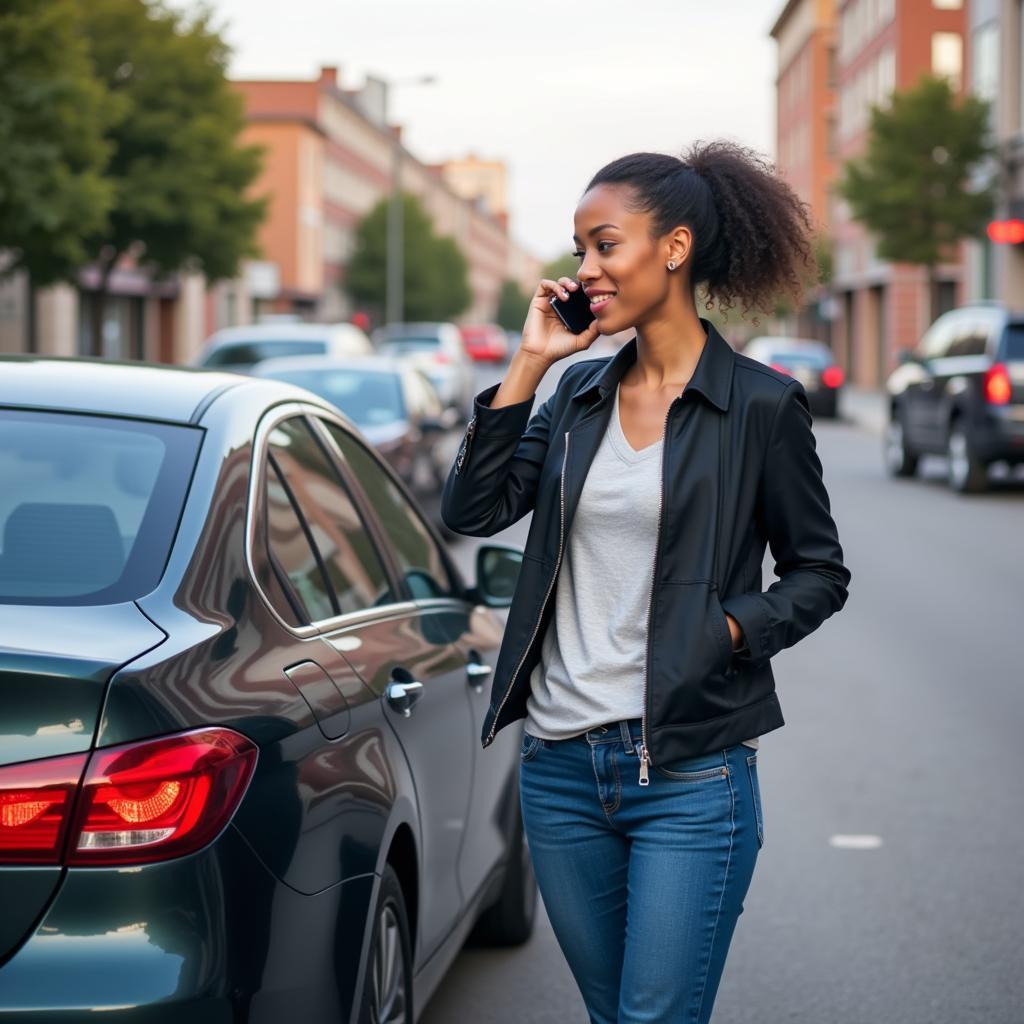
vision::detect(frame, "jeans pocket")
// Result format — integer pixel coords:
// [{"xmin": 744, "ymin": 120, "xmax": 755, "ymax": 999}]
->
[
  {"xmin": 520, "ymin": 731, "xmax": 542, "ymax": 762},
  {"xmin": 653, "ymin": 748, "xmax": 731, "ymax": 783},
  {"xmin": 746, "ymin": 753, "xmax": 764, "ymax": 847}
]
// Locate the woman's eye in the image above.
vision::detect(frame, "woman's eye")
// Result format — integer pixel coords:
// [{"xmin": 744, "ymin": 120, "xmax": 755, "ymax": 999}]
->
[
  {"xmin": 597, "ymin": 242, "xmax": 615, "ymax": 253},
  {"xmin": 571, "ymin": 251, "xmax": 584, "ymax": 260}
]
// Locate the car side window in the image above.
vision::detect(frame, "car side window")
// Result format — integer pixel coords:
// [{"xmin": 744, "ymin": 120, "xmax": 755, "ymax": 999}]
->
[
  {"xmin": 320, "ymin": 422, "xmax": 457, "ymax": 601},
  {"xmin": 268, "ymin": 417, "xmax": 395, "ymax": 617},
  {"xmin": 264, "ymin": 457, "xmax": 335, "ymax": 623},
  {"xmin": 921, "ymin": 313, "xmax": 961, "ymax": 360}
]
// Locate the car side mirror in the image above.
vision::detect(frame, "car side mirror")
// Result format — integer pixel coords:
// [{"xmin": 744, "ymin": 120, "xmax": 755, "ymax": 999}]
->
[
  {"xmin": 420, "ymin": 407, "xmax": 461, "ymax": 433},
  {"xmin": 474, "ymin": 544, "xmax": 523, "ymax": 608}
]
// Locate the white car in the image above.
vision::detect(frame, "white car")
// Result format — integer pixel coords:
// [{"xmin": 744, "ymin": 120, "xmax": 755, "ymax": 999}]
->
[
  {"xmin": 372, "ymin": 322, "xmax": 476, "ymax": 419},
  {"xmin": 193, "ymin": 322, "xmax": 373, "ymax": 373}
]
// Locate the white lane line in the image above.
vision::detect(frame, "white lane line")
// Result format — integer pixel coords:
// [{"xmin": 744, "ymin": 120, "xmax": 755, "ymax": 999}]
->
[{"xmin": 829, "ymin": 834, "xmax": 883, "ymax": 850}]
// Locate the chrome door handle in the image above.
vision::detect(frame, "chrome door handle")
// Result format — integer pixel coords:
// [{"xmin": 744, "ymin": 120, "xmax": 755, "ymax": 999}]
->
[{"xmin": 386, "ymin": 680, "xmax": 424, "ymax": 717}]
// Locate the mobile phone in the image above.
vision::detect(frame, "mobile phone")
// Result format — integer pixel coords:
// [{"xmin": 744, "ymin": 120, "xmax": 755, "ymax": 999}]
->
[{"xmin": 549, "ymin": 282, "xmax": 596, "ymax": 335}]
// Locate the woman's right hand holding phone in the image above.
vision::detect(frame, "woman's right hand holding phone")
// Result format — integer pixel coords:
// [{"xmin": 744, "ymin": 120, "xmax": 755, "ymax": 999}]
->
[{"xmin": 519, "ymin": 277, "xmax": 601, "ymax": 367}]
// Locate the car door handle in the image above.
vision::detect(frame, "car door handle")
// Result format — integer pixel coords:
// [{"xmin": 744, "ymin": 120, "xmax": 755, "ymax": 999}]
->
[{"xmin": 386, "ymin": 680, "xmax": 424, "ymax": 717}]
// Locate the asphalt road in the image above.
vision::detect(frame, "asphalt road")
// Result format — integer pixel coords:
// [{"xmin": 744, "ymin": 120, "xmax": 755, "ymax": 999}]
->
[{"xmin": 422, "ymin": 353, "xmax": 1024, "ymax": 1024}]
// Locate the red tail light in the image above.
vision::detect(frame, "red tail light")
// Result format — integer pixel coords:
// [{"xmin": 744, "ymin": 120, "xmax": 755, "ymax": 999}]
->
[
  {"xmin": 822, "ymin": 366, "xmax": 845, "ymax": 388},
  {"xmin": 0, "ymin": 754, "xmax": 88, "ymax": 864},
  {"xmin": 0, "ymin": 728, "xmax": 256, "ymax": 867},
  {"xmin": 984, "ymin": 363, "xmax": 1012, "ymax": 405}
]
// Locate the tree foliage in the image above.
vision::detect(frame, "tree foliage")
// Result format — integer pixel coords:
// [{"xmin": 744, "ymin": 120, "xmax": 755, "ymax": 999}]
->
[
  {"xmin": 542, "ymin": 253, "xmax": 580, "ymax": 282},
  {"xmin": 77, "ymin": 0, "xmax": 265, "ymax": 285},
  {"xmin": 346, "ymin": 193, "xmax": 472, "ymax": 323},
  {"xmin": 496, "ymin": 280, "xmax": 531, "ymax": 332},
  {"xmin": 837, "ymin": 74, "xmax": 993, "ymax": 316},
  {"xmin": 0, "ymin": 0, "xmax": 115, "ymax": 283}
]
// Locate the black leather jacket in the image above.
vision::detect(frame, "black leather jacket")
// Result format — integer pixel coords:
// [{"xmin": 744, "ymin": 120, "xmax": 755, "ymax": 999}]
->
[{"xmin": 442, "ymin": 319, "xmax": 850, "ymax": 772}]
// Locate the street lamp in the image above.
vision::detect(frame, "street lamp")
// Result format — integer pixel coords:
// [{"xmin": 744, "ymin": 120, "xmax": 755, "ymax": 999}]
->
[{"xmin": 386, "ymin": 74, "xmax": 437, "ymax": 327}]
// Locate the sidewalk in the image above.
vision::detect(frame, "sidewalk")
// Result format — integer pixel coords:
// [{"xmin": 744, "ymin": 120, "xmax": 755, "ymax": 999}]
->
[{"xmin": 840, "ymin": 386, "xmax": 886, "ymax": 436}]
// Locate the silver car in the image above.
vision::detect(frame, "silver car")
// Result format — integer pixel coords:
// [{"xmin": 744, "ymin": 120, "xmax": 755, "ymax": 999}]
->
[{"xmin": 194, "ymin": 322, "xmax": 373, "ymax": 373}]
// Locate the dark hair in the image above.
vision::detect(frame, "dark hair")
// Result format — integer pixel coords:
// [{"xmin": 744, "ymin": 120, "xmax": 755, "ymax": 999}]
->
[{"xmin": 584, "ymin": 141, "xmax": 816, "ymax": 319}]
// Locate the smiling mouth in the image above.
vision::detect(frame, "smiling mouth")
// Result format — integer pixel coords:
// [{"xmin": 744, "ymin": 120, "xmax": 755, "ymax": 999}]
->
[{"xmin": 588, "ymin": 293, "xmax": 616, "ymax": 311}]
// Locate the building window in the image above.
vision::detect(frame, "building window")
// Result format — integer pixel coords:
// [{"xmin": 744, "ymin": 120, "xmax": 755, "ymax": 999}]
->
[
  {"xmin": 932, "ymin": 32, "xmax": 963, "ymax": 91},
  {"xmin": 932, "ymin": 0, "xmax": 962, "ymax": 8}
]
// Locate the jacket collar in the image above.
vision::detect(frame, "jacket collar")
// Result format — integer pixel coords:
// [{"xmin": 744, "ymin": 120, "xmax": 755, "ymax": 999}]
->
[{"xmin": 570, "ymin": 317, "xmax": 735, "ymax": 413}]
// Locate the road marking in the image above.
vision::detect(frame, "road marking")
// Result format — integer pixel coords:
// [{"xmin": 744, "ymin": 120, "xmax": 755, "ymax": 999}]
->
[{"xmin": 829, "ymin": 834, "xmax": 883, "ymax": 850}]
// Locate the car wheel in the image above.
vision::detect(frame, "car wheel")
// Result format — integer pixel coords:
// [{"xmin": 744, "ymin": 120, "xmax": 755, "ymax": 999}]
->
[
  {"xmin": 358, "ymin": 865, "xmax": 413, "ymax": 1024},
  {"xmin": 884, "ymin": 413, "xmax": 919, "ymax": 478},
  {"xmin": 947, "ymin": 423, "xmax": 987, "ymax": 494},
  {"xmin": 466, "ymin": 805, "xmax": 537, "ymax": 947}
]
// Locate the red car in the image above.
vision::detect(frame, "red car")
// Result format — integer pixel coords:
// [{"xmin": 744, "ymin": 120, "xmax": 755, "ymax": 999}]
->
[{"xmin": 459, "ymin": 324, "xmax": 509, "ymax": 363}]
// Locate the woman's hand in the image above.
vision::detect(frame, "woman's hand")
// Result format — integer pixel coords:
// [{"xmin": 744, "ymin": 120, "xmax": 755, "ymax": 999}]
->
[
  {"xmin": 518, "ymin": 277, "xmax": 601, "ymax": 369},
  {"xmin": 726, "ymin": 613, "xmax": 745, "ymax": 650}
]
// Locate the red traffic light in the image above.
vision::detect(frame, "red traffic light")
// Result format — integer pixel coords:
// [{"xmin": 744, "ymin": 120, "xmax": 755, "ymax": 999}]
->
[{"xmin": 987, "ymin": 219, "xmax": 1024, "ymax": 244}]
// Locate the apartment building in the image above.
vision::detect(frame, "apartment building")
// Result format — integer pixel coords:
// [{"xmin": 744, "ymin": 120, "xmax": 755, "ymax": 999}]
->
[
  {"xmin": 771, "ymin": 0, "xmax": 840, "ymax": 341},
  {"xmin": 233, "ymin": 67, "xmax": 528, "ymax": 329},
  {"xmin": 964, "ymin": 0, "xmax": 1024, "ymax": 304},
  {"xmin": 831, "ymin": 0, "xmax": 967, "ymax": 388}
]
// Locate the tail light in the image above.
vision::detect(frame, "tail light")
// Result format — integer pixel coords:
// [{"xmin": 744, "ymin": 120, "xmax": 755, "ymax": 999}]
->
[
  {"xmin": 822, "ymin": 366, "xmax": 845, "ymax": 388},
  {"xmin": 0, "ymin": 754, "xmax": 88, "ymax": 864},
  {"xmin": 984, "ymin": 363, "xmax": 1012, "ymax": 405},
  {"xmin": 0, "ymin": 728, "xmax": 256, "ymax": 867}
]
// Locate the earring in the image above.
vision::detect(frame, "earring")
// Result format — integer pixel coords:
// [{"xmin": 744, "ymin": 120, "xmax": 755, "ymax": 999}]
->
[{"xmin": 667, "ymin": 260, "xmax": 677, "ymax": 271}]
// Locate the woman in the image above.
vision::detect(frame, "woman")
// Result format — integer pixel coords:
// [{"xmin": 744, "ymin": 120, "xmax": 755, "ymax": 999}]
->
[{"xmin": 442, "ymin": 142, "xmax": 850, "ymax": 1023}]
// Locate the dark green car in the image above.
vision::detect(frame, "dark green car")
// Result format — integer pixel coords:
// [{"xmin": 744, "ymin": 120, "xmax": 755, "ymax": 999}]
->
[{"xmin": 0, "ymin": 357, "xmax": 534, "ymax": 1022}]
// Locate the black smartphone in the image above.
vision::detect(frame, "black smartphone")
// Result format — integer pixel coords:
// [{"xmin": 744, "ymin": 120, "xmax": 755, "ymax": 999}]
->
[{"xmin": 549, "ymin": 282, "xmax": 595, "ymax": 335}]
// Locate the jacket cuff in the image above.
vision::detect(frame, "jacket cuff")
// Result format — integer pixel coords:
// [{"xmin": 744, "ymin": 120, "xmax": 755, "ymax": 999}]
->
[
  {"xmin": 471, "ymin": 383, "xmax": 535, "ymax": 436},
  {"xmin": 720, "ymin": 592, "xmax": 772, "ymax": 665}
]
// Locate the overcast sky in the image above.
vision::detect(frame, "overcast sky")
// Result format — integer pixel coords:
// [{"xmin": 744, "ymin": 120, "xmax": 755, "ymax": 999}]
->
[{"xmin": 187, "ymin": 0, "xmax": 781, "ymax": 262}]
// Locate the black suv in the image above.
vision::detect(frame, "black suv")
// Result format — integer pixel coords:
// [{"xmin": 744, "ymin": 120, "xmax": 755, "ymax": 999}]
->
[{"xmin": 884, "ymin": 303, "xmax": 1024, "ymax": 492}]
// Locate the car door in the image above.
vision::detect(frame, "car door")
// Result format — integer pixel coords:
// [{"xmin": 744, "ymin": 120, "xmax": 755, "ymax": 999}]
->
[{"xmin": 307, "ymin": 414, "xmax": 480, "ymax": 963}]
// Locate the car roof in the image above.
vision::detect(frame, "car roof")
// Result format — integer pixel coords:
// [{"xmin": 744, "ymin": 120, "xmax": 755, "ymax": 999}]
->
[
  {"xmin": 0, "ymin": 355, "xmax": 257, "ymax": 424},
  {"xmin": 201, "ymin": 322, "xmax": 368, "ymax": 347}
]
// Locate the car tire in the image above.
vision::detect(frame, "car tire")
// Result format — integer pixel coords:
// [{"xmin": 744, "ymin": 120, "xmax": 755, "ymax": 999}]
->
[
  {"xmin": 947, "ymin": 422, "xmax": 987, "ymax": 494},
  {"xmin": 358, "ymin": 864, "xmax": 413, "ymax": 1024},
  {"xmin": 466, "ymin": 805, "xmax": 537, "ymax": 947},
  {"xmin": 884, "ymin": 412, "xmax": 919, "ymax": 478}
]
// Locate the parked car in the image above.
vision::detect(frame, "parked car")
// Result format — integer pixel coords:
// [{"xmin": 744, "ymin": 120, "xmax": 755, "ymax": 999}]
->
[
  {"xmin": 884, "ymin": 303, "xmax": 1024, "ymax": 493},
  {"xmin": 253, "ymin": 355, "xmax": 463, "ymax": 525},
  {"xmin": 741, "ymin": 336, "xmax": 844, "ymax": 418},
  {"xmin": 372, "ymin": 322, "xmax": 476, "ymax": 418},
  {"xmin": 0, "ymin": 356, "xmax": 534, "ymax": 1021},
  {"xmin": 193, "ymin": 321, "xmax": 373, "ymax": 372},
  {"xmin": 459, "ymin": 324, "xmax": 509, "ymax": 363}
]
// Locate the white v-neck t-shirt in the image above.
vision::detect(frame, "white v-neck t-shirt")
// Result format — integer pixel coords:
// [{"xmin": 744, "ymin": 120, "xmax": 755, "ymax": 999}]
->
[{"xmin": 524, "ymin": 384, "xmax": 759, "ymax": 750}]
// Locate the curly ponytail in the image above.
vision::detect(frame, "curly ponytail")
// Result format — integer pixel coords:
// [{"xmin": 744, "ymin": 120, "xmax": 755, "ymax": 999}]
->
[{"xmin": 585, "ymin": 141, "xmax": 817, "ymax": 319}]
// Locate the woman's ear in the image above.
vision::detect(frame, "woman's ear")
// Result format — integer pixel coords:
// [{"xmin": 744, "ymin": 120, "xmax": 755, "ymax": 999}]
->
[{"xmin": 665, "ymin": 225, "xmax": 693, "ymax": 270}]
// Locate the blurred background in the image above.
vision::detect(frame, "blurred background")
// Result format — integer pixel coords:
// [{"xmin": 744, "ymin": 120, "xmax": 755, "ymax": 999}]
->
[{"xmin": 2, "ymin": 1, "xmax": 1023, "ymax": 1021}]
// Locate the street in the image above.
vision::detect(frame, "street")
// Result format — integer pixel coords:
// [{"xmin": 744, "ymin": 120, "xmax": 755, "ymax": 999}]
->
[{"xmin": 423, "ymin": 355, "xmax": 1024, "ymax": 1024}]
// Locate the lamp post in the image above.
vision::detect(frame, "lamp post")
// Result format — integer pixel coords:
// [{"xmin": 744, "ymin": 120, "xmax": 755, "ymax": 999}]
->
[{"xmin": 385, "ymin": 74, "xmax": 436, "ymax": 328}]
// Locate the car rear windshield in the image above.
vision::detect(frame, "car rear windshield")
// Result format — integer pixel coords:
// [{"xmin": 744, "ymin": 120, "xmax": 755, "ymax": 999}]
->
[
  {"xmin": 203, "ymin": 340, "xmax": 326, "ymax": 366},
  {"xmin": 0, "ymin": 411, "xmax": 202, "ymax": 605},
  {"xmin": 262, "ymin": 368, "xmax": 405, "ymax": 427},
  {"xmin": 769, "ymin": 350, "xmax": 832, "ymax": 368},
  {"xmin": 1002, "ymin": 325, "xmax": 1024, "ymax": 360},
  {"xmin": 378, "ymin": 337, "xmax": 441, "ymax": 354}
]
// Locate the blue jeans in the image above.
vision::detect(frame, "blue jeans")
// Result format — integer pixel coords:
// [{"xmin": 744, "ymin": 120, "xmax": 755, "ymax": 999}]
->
[{"xmin": 519, "ymin": 717, "xmax": 763, "ymax": 1024}]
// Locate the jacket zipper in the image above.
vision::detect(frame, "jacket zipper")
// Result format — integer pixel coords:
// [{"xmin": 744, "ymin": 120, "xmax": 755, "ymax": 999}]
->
[
  {"xmin": 485, "ymin": 431, "xmax": 570, "ymax": 745},
  {"xmin": 637, "ymin": 398, "xmax": 679, "ymax": 786},
  {"xmin": 455, "ymin": 415, "xmax": 477, "ymax": 475}
]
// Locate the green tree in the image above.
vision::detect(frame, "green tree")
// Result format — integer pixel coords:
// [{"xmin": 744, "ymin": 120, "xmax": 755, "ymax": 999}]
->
[
  {"xmin": 837, "ymin": 74, "xmax": 993, "ymax": 322},
  {"xmin": 542, "ymin": 253, "xmax": 580, "ymax": 282},
  {"xmin": 496, "ymin": 280, "xmax": 531, "ymax": 331},
  {"xmin": 77, "ymin": 0, "xmax": 266, "ymax": 353},
  {"xmin": 346, "ymin": 192, "xmax": 472, "ymax": 323},
  {"xmin": 0, "ymin": 0, "xmax": 115, "ymax": 284}
]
